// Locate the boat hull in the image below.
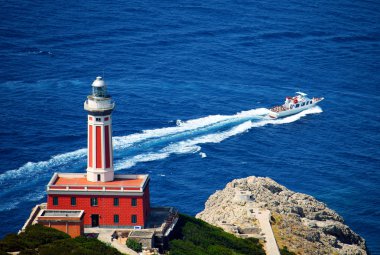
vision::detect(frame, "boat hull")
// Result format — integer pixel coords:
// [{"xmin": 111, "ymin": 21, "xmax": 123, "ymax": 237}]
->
[{"xmin": 269, "ymin": 99, "xmax": 323, "ymax": 119}]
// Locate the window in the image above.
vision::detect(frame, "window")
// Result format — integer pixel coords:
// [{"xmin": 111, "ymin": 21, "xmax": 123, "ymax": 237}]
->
[
  {"xmin": 131, "ymin": 215, "xmax": 137, "ymax": 224},
  {"xmin": 96, "ymin": 118, "xmax": 101, "ymax": 122},
  {"xmin": 310, "ymin": 101, "xmax": 312, "ymax": 104},
  {"xmin": 97, "ymin": 174, "xmax": 101, "ymax": 181},
  {"xmin": 301, "ymin": 102, "xmax": 305, "ymax": 106},
  {"xmin": 296, "ymin": 104, "xmax": 300, "ymax": 108},
  {"xmin": 91, "ymin": 197, "xmax": 98, "ymax": 206},
  {"xmin": 114, "ymin": 214, "xmax": 119, "ymax": 223},
  {"xmin": 114, "ymin": 198, "xmax": 119, "ymax": 206},
  {"xmin": 53, "ymin": 197, "xmax": 58, "ymax": 206},
  {"xmin": 131, "ymin": 198, "xmax": 137, "ymax": 207},
  {"xmin": 71, "ymin": 197, "xmax": 76, "ymax": 206}
]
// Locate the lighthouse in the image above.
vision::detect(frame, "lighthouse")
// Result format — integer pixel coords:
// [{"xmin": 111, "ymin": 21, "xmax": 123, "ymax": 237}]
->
[
  {"xmin": 84, "ymin": 76, "xmax": 115, "ymax": 182},
  {"xmin": 44, "ymin": 77, "xmax": 151, "ymax": 230}
]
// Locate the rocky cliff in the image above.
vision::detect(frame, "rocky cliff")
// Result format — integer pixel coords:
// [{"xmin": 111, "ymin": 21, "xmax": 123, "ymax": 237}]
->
[{"xmin": 196, "ymin": 176, "xmax": 367, "ymax": 255}]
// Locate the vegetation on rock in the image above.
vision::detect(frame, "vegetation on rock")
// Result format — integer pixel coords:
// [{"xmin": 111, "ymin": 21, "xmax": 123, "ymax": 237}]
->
[
  {"xmin": 126, "ymin": 238, "xmax": 142, "ymax": 252},
  {"xmin": 0, "ymin": 224, "xmax": 122, "ymax": 255},
  {"xmin": 197, "ymin": 176, "xmax": 368, "ymax": 255},
  {"xmin": 168, "ymin": 214, "xmax": 265, "ymax": 255}
]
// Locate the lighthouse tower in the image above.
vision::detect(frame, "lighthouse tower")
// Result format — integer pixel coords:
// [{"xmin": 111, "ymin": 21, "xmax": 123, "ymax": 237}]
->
[
  {"xmin": 84, "ymin": 77, "xmax": 115, "ymax": 182},
  {"xmin": 44, "ymin": 76, "xmax": 152, "ymax": 232}
]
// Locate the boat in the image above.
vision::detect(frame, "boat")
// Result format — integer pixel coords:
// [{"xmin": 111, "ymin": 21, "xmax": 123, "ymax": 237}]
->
[{"xmin": 268, "ymin": 92, "xmax": 324, "ymax": 119}]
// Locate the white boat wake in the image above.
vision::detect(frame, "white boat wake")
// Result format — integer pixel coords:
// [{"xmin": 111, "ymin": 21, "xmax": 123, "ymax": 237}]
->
[
  {"xmin": 0, "ymin": 106, "xmax": 322, "ymax": 212},
  {"xmin": 113, "ymin": 106, "xmax": 322, "ymax": 170}
]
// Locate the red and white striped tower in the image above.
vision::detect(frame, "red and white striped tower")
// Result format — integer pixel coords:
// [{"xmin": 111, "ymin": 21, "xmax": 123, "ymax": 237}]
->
[{"xmin": 84, "ymin": 77, "xmax": 115, "ymax": 182}]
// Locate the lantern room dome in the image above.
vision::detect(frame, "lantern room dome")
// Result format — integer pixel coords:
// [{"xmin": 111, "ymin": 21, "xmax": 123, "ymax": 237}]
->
[{"xmin": 92, "ymin": 76, "xmax": 106, "ymax": 87}]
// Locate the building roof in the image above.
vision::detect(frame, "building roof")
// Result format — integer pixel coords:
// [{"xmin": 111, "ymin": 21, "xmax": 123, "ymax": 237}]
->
[
  {"xmin": 54, "ymin": 176, "xmax": 143, "ymax": 187},
  {"xmin": 37, "ymin": 209, "xmax": 84, "ymax": 222},
  {"xmin": 41, "ymin": 210, "xmax": 84, "ymax": 218},
  {"xmin": 46, "ymin": 173, "xmax": 150, "ymax": 195},
  {"xmin": 129, "ymin": 230, "xmax": 154, "ymax": 238}
]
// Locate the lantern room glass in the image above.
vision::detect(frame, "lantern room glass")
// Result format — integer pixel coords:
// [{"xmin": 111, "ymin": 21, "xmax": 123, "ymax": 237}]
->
[{"xmin": 92, "ymin": 86, "xmax": 108, "ymax": 98}]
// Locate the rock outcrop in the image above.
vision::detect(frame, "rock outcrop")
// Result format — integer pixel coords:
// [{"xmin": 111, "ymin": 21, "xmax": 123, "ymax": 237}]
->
[{"xmin": 196, "ymin": 176, "xmax": 367, "ymax": 255}]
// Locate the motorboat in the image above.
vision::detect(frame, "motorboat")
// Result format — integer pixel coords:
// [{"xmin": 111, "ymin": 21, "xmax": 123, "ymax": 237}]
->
[{"xmin": 268, "ymin": 92, "xmax": 324, "ymax": 119}]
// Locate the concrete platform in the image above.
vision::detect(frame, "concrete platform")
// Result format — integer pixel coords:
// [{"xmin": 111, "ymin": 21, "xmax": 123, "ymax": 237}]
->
[{"xmin": 84, "ymin": 207, "xmax": 178, "ymax": 254}]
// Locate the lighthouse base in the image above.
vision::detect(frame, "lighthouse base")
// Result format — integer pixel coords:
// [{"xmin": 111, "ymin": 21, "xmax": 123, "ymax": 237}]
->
[
  {"xmin": 46, "ymin": 173, "xmax": 151, "ymax": 228},
  {"xmin": 86, "ymin": 168, "xmax": 114, "ymax": 182}
]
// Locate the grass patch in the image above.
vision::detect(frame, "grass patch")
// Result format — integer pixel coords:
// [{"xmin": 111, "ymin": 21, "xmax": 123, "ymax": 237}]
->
[{"xmin": 168, "ymin": 214, "xmax": 265, "ymax": 255}]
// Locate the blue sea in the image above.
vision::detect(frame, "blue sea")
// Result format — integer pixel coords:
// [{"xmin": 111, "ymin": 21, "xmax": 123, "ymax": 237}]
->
[{"xmin": 0, "ymin": 0, "xmax": 379, "ymax": 253}]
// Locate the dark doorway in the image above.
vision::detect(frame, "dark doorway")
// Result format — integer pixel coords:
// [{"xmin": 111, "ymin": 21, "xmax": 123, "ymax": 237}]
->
[{"xmin": 91, "ymin": 214, "xmax": 99, "ymax": 227}]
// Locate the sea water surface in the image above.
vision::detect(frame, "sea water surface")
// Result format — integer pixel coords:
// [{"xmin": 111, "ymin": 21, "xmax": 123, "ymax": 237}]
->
[{"xmin": 0, "ymin": 0, "xmax": 379, "ymax": 253}]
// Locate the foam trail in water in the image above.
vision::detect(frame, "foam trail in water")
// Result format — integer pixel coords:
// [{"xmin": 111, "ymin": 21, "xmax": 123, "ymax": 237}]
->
[
  {"xmin": 0, "ymin": 107, "xmax": 322, "ymax": 211},
  {"xmin": 113, "ymin": 107, "xmax": 322, "ymax": 170},
  {"xmin": 113, "ymin": 108, "xmax": 269, "ymax": 149},
  {"xmin": 0, "ymin": 108, "xmax": 268, "ymax": 181},
  {"xmin": 172, "ymin": 106, "xmax": 323, "ymax": 153},
  {"xmin": 0, "ymin": 190, "xmax": 45, "ymax": 212},
  {"xmin": 169, "ymin": 106, "xmax": 323, "ymax": 154},
  {"xmin": 0, "ymin": 107, "xmax": 321, "ymax": 182},
  {"xmin": 0, "ymin": 149, "xmax": 86, "ymax": 182}
]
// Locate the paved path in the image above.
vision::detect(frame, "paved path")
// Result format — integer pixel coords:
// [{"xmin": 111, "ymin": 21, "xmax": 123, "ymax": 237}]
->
[
  {"xmin": 252, "ymin": 208, "xmax": 281, "ymax": 255},
  {"xmin": 85, "ymin": 228, "xmax": 138, "ymax": 255}
]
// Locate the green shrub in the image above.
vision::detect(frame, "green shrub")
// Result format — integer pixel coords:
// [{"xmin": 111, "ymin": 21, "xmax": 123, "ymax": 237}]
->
[
  {"xmin": 169, "ymin": 240, "xmax": 205, "ymax": 255},
  {"xmin": 207, "ymin": 245, "xmax": 237, "ymax": 255},
  {"xmin": 19, "ymin": 224, "xmax": 70, "ymax": 249},
  {"xmin": 39, "ymin": 238, "xmax": 86, "ymax": 255},
  {"xmin": 126, "ymin": 238, "xmax": 142, "ymax": 252},
  {"xmin": 0, "ymin": 233, "xmax": 24, "ymax": 252},
  {"xmin": 38, "ymin": 237, "xmax": 122, "ymax": 255},
  {"xmin": 0, "ymin": 224, "xmax": 122, "ymax": 255},
  {"xmin": 73, "ymin": 236, "xmax": 121, "ymax": 255},
  {"xmin": 169, "ymin": 214, "xmax": 265, "ymax": 255},
  {"xmin": 19, "ymin": 248, "xmax": 39, "ymax": 255}
]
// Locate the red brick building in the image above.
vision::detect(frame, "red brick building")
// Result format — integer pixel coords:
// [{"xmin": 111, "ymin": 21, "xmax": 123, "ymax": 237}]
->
[{"xmin": 45, "ymin": 77, "xmax": 151, "ymax": 229}]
